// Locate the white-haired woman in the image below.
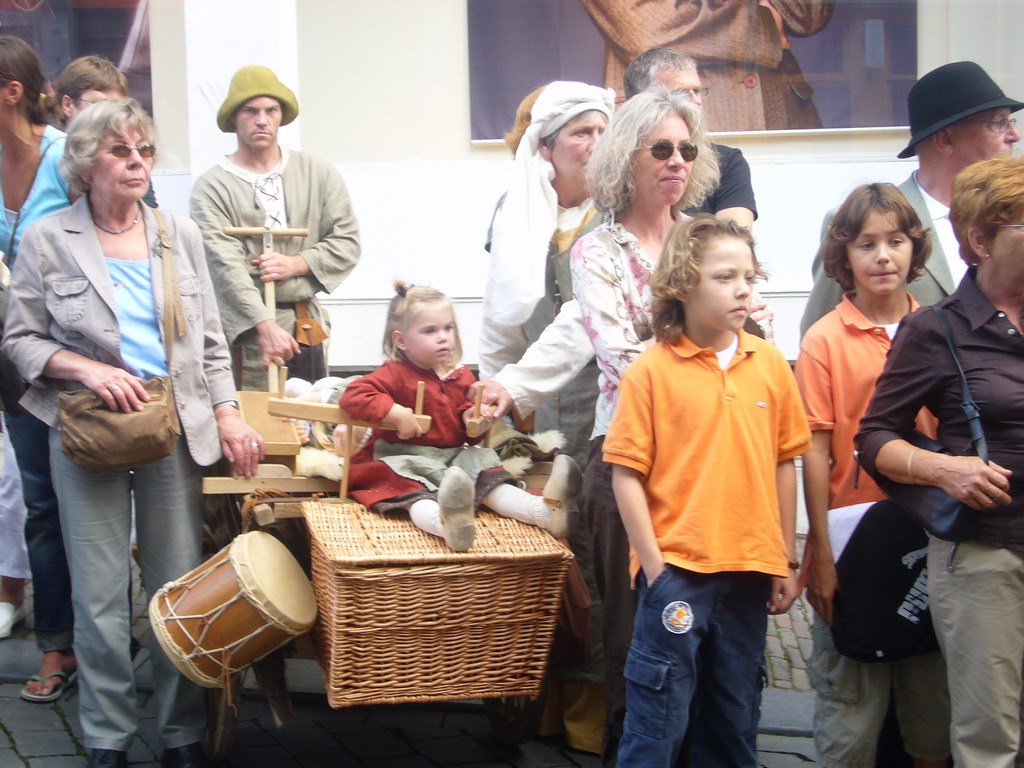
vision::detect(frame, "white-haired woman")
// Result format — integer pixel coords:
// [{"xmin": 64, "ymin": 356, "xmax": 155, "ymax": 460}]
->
[
  {"xmin": 3, "ymin": 98, "xmax": 262, "ymax": 768},
  {"xmin": 570, "ymin": 86, "xmax": 720, "ymax": 764}
]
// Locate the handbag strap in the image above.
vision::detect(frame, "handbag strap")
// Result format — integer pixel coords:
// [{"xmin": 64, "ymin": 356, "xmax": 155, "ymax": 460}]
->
[
  {"xmin": 930, "ymin": 305, "xmax": 989, "ymax": 463},
  {"xmin": 153, "ymin": 209, "xmax": 184, "ymax": 432},
  {"xmin": 153, "ymin": 209, "xmax": 187, "ymax": 350}
]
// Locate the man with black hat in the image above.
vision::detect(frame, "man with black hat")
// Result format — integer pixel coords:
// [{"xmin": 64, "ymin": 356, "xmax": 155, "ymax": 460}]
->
[
  {"xmin": 801, "ymin": 61, "xmax": 1022, "ymax": 334},
  {"xmin": 190, "ymin": 65, "xmax": 360, "ymax": 389}
]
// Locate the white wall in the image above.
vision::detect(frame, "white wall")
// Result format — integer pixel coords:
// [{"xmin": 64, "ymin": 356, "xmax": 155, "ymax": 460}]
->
[{"xmin": 148, "ymin": 0, "xmax": 1024, "ymax": 367}]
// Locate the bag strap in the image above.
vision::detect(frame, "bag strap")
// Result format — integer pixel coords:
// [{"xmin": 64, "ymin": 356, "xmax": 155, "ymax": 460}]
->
[
  {"xmin": 153, "ymin": 209, "xmax": 184, "ymax": 432},
  {"xmin": 930, "ymin": 305, "xmax": 988, "ymax": 463},
  {"xmin": 153, "ymin": 209, "xmax": 187, "ymax": 346}
]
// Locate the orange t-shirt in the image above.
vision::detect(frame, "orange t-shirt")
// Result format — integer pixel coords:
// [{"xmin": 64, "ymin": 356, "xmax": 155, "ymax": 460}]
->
[
  {"xmin": 796, "ymin": 294, "xmax": 936, "ymax": 509},
  {"xmin": 603, "ymin": 331, "xmax": 810, "ymax": 579}
]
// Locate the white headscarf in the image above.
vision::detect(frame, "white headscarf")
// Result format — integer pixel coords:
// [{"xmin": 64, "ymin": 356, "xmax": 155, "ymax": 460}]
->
[{"xmin": 484, "ymin": 81, "xmax": 615, "ymax": 328}]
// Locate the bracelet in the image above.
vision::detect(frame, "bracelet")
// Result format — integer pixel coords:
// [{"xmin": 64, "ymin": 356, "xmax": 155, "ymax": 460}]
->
[
  {"xmin": 907, "ymin": 448, "xmax": 919, "ymax": 483},
  {"xmin": 214, "ymin": 399, "xmax": 240, "ymax": 411},
  {"xmin": 787, "ymin": 559, "xmax": 800, "ymax": 571}
]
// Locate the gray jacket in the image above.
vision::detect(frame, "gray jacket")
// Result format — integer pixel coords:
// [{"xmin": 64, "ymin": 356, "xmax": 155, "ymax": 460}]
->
[
  {"xmin": 799, "ymin": 174, "xmax": 956, "ymax": 336},
  {"xmin": 2, "ymin": 199, "xmax": 236, "ymax": 466}
]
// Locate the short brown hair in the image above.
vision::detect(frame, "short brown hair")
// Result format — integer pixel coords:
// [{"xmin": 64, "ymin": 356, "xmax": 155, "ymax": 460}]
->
[
  {"xmin": 822, "ymin": 183, "xmax": 931, "ymax": 291},
  {"xmin": 950, "ymin": 155, "xmax": 1024, "ymax": 265},
  {"xmin": 381, "ymin": 281, "xmax": 462, "ymax": 367},
  {"xmin": 651, "ymin": 216, "xmax": 764, "ymax": 345},
  {"xmin": 53, "ymin": 55, "xmax": 128, "ymax": 126}
]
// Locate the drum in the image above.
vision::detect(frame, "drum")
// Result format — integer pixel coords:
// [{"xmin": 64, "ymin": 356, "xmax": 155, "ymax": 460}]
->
[{"xmin": 149, "ymin": 531, "xmax": 317, "ymax": 688}]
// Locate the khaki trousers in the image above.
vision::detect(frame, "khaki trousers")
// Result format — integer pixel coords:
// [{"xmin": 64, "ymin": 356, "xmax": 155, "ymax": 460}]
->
[{"xmin": 929, "ymin": 538, "xmax": 1024, "ymax": 768}]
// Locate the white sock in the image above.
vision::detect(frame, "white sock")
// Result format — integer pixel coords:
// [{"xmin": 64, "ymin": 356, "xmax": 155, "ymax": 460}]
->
[
  {"xmin": 408, "ymin": 499, "xmax": 444, "ymax": 539},
  {"xmin": 482, "ymin": 484, "xmax": 549, "ymax": 528}
]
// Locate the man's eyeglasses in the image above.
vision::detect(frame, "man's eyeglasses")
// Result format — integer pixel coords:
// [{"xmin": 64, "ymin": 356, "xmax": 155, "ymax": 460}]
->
[
  {"xmin": 75, "ymin": 96, "xmax": 105, "ymax": 106},
  {"xmin": 105, "ymin": 143, "xmax": 156, "ymax": 159},
  {"xmin": 998, "ymin": 224, "xmax": 1024, "ymax": 229},
  {"xmin": 639, "ymin": 140, "xmax": 699, "ymax": 162},
  {"xmin": 960, "ymin": 117, "xmax": 1017, "ymax": 134},
  {"xmin": 675, "ymin": 87, "xmax": 710, "ymax": 100}
]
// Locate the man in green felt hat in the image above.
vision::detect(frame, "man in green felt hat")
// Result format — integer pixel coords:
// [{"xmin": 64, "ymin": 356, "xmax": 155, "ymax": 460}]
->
[{"xmin": 191, "ymin": 65, "xmax": 360, "ymax": 389}]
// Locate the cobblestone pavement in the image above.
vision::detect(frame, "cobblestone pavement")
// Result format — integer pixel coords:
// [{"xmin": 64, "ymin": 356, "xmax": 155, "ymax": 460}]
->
[
  {"xmin": 0, "ymin": 567, "xmax": 818, "ymax": 767},
  {"xmin": 766, "ymin": 594, "xmax": 814, "ymax": 693}
]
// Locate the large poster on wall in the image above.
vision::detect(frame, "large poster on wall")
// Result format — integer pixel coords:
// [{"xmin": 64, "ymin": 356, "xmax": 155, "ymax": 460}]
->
[
  {"xmin": 468, "ymin": 0, "xmax": 917, "ymax": 140},
  {"xmin": 0, "ymin": 0, "xmax": 152, "ymax": 116}
]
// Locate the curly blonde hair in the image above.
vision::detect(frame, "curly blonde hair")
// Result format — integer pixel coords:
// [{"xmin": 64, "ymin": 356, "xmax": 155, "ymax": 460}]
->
[
  {"xmin": 651, "ymin": 216, "xmax": 765, "ymax": 344},
  {"xmin": 587, "ymin": 86, "xmax": 719, "ymax": 218},
  {"xmin": 381, "ymin": 281, "xmax": 462, "ymax": 367}
]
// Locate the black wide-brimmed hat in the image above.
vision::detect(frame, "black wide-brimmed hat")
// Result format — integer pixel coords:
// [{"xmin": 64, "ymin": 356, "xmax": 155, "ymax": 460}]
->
[{"xmin": 898, "ymin": 61, "xmax": 1023, "ymax": 158}]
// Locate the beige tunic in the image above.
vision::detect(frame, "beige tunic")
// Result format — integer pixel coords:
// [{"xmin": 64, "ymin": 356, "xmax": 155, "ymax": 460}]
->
[{"xmin": 190, "ymin": 150, "xmax": 360, "ymax": 386}]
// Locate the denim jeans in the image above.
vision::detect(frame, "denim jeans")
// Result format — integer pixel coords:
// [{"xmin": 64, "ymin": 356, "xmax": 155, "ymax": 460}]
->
[
  {"xmin": 6, "ymin": 410, "xmax": 73, "ymax": 651},
  {"xmin": 617, "ymin": 566, "xmax": 770, "ymax": 768}
]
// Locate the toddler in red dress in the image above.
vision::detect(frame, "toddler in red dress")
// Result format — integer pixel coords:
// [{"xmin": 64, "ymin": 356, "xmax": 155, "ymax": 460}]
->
[{"xmin": 337, "ymin": 282, "xmax": 580, "ymax": 551}]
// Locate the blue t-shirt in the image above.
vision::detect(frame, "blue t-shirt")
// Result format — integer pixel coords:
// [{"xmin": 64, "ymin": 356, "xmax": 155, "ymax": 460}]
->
[
  {"xmin": 0, "ymin": 125, "xmax": 70, "ymax": 265},
  {"xmin": 105, "ymin": 258, "xmax": 168, "ymax": 379}
]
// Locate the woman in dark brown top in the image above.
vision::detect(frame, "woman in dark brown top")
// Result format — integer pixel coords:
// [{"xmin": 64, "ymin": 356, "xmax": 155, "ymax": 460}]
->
[{"xmin": 856, "ymin": 153, "xmax": 1024, "ymax": 768}]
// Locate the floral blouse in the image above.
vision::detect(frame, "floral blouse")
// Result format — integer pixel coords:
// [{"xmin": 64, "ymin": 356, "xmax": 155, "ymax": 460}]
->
[{"xmin": 570, "ymin": 216, "xmax": 657, "ymax": 438}]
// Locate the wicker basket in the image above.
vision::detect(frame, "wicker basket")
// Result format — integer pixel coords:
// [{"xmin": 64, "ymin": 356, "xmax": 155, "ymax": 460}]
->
[{"xmin": 303, "ymin": 500, "xmax": 572, "ymax": 709}]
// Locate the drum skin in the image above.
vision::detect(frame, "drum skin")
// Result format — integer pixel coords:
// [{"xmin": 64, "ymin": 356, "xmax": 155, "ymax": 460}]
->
[{"xmin": 149, "ymin": 531, "xmax": 317, "ymax": 687}]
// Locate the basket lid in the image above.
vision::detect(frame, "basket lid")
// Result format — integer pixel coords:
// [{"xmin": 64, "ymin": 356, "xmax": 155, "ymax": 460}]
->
[
  {"xmin": 303, "ymin": 500, "xmax": 572, "ymax": 566},
  {"xmin": 229, "ymin": 531, "xmax": 317, "ymax": 630}
]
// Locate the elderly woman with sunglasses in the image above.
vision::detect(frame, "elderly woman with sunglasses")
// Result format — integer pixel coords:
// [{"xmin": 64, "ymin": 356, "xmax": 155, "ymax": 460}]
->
[
  {"xmin": 2, "ymin": 98, "xmax": 262, "ymax": 768},
  {"xmin": 857, "ymin": 154, "xmax": 1024, "ymax": 768},
  {"xmin": 567, "ymin": 86, "xmax": 721, "ymax": 763}
]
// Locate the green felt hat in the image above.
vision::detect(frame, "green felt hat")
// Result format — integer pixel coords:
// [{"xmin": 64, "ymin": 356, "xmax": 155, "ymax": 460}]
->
[{"xmin": 217, "ymin": 65, "xmax": 298, "ymax": 133}]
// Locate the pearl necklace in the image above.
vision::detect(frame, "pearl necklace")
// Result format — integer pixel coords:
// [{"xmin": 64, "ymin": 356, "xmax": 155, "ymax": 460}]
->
[{"xmin": 93, "ymin": 202, "xmax": 141, "ymax": 235}]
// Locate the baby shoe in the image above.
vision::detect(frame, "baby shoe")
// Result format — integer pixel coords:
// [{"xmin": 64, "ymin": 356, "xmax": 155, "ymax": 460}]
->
[
  {"xmin": 438, "ymin": 466, "xmax": 476, "ymax": 551},
  {"xmin": 542, "ymin": 454, "xmax": 582, "ymax": 539}
]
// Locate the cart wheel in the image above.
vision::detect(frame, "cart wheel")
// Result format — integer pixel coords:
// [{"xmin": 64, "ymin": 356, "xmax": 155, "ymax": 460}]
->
[
  {"xmin": 204, "ymin": 671, "xmax": 245, "ymax": 760},
  {"xmin": 483, "ymin": 686, "xmax": 547, "ymax": 745}
]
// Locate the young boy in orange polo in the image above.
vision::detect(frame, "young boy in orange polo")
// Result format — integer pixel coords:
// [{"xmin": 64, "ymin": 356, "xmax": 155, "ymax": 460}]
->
[{"xmin": 603, "ymin": 217, "xmax": 810, "ymax": 767}]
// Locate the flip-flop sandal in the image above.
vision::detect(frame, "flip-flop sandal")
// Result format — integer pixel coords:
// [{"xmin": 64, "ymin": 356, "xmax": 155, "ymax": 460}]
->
[{"xmin": 20, "ymin": 670, "xmax": 77, "ymax": 703}]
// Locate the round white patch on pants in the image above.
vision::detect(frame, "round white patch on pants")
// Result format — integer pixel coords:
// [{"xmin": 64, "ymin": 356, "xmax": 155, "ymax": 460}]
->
[{"xmin": 662, "ymin": 600, "xmax": 694, "ymax": 634}]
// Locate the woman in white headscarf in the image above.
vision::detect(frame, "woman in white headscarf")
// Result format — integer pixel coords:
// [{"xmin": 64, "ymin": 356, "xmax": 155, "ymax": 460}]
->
[
  {"xmin": 480, "ymin": 81, "xmax": 615, "ymax": 465},
  {"xmin": 477, "ymin": 81, "xmax": 615, "ymax": 754}
]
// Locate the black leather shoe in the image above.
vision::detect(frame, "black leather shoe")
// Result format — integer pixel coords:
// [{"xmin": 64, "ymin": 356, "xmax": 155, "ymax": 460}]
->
[
  {"xmin": 87, "ymin": 749, "xmax": 127, "ymax": 768},
  {"xmin": 161, "ymin": 742, "xmax": 210, "ymax": 768}
]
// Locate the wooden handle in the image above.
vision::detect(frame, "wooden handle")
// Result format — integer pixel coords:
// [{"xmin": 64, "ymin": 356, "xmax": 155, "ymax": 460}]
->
[
  {"xmin": 465, "ymin": 383, "xmax": 490, "ymax": 439},
  {"xmin": 223, "ymin": 226, "xmax": 310, "ymax": 238},
  {"xmin": 266, "ymin": 398, "xmax": 432, "ymax": 434},
  {"xmin": 265, "ymin": 278, "xmax": 277, "ymax": 392},
  {"xmin": 221, "ymin": 225, "xmax": 310, "ymax": 392},
  {"xmin": 414, "ymin": 381, "xmax": 425, "ymax": 415}
]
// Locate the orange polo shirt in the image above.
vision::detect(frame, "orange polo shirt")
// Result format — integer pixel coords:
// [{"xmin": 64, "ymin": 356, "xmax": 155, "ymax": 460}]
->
[
  {"xmin": 603, "ymin": 331, "xmax": 810, "ymax": 579},
  {"xmin": 796, "ymin": 294, "xmax": 935, "ymax": 509}
]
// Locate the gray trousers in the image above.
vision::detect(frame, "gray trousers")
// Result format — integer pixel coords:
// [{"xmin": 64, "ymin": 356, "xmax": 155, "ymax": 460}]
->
[{"xmin": 49, "ymin": 430, "xmax": 206, "ymax": 752}]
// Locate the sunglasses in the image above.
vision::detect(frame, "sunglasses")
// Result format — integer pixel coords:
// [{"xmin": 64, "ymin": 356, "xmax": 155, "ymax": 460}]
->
[
  {"xmin": 106, "ymin": 143, "xmax": 156, "ymax": 159},
  {"xmin": 640, "ymin": 140, "xmax": 699, "ymax": 162}
]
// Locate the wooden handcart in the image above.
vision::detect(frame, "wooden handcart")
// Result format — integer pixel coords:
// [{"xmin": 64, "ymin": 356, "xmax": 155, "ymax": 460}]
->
[{"xmin": 194, "ymin": 387, "xmax": 572, "ymax": 759}]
